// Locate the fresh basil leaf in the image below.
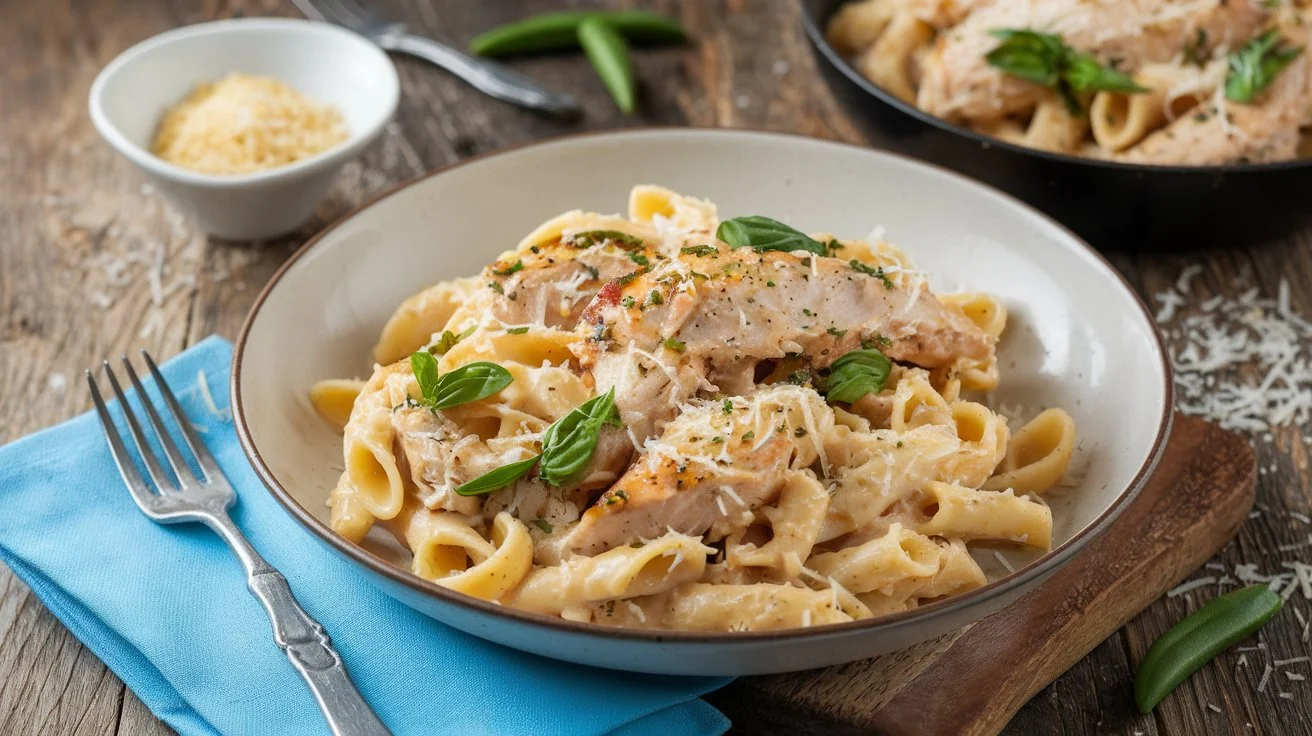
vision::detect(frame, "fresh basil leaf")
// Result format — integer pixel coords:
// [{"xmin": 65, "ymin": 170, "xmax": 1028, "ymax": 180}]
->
[
  {"xmin": 409, "ymin": 351, "xmax": 441, "ymax": 405},
  {"xmin": 986, "ymin": 29, "xmax": 1065, "ymax": 87},
  {"xmin": 454, "ymin": 456, "xmax": 540, "ymax": 496},
  {"xmin": 429, "ymin": 361, "xmax": 514, "ymax": 409},
  {"xmin": 825, "ymin": 348, "xmax": 892, "ymax": 404},
  {"xmin": 716, "ymin": 216, "xmax": 828, "ymax": 256},
  {"xmin": 1064, "ymin": 52, "xmax": 1146, "ymax": 94},
  {"xmin": 539, "ymin": 388, "xmax": 621, "ymax": 486},
  {"xmin": 430, "ymin": 325, "xmax": 476, "ymax": 355},
  {"xmin": 1225, "ymin": 30, "xmax": 1304, "ymax": 104},
  {"xmin": 570, "ymin": 230, "xmax": 645, "ymax": 248},
  {"xmin": 986, "ymin": 28, "xmax": 1146, "ymax": 113}
]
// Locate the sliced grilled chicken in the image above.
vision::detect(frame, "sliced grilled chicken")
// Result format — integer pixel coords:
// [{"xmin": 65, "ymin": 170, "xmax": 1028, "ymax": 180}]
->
[
  {"xmin": 565, "ymin": 386, "xmax": 836, "ymax": 555},
  {"xmin": 1122, "ymin": 34, "xmax": 1311, "ymax": 166},
  {"xmin": 917, "ymin": 0, "xmax": 1270, "ymax": 123},
  {"xmin": 574, "ymin": 245, "xmax": 992, "ymax": 439},
  {"xmin": 453, "ymin": 234, "xmax": 658, "ymax": 331}
]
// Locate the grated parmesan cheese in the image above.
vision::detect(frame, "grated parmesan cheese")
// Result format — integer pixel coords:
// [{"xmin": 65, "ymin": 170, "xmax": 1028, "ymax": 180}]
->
[
  {"xmin": 152, "ymin": 73, "xmax": 348, "ymax": 175},
  {"xmin": 1155, "ymin": 270, "xmax": 1312, "ymax": 432}
]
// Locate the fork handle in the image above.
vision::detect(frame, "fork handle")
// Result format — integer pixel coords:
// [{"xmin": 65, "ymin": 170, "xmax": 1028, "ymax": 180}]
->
[
  {"xmin": 380, "ymin": 33, "xmax": 580, "ymax": 117},
  {"xmin": 207, "ymin": 514, "xmax": 390, "ymax": 736}
]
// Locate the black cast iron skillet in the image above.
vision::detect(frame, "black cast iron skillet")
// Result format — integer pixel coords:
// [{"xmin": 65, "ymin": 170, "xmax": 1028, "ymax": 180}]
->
[{"xmin": 800, "ymin": 0, "xmax": 1312, "ymax": 250}]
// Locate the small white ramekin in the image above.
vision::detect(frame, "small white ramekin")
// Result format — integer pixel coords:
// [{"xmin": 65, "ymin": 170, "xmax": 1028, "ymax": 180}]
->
[{"xmin": 89, "ymin": 18, "xmax": 399, "ymax": 241}]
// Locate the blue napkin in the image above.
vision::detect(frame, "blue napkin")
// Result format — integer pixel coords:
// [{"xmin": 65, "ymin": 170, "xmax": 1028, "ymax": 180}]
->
[{"xmin": 0, "ymin": 337, "xmax": 731, "ymax": 736}]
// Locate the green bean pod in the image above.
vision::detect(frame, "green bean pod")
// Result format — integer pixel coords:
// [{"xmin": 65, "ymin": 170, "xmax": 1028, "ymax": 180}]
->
[
  {"xmin": 577, "ymin": 18, "xmax": 636, "ymax": 114},
  {"xmin": 1134, "ymin": 584, "xmax": 1283, "ymax": 713},
  {"xmin": 469, "ymin": 11, "xmax": 684, "ymax": 58}
]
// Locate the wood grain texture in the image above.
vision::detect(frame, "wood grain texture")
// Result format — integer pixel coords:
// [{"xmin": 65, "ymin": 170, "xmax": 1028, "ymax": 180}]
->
[{"xmin": 1, "ymin": 1, "xmax": 1310, "ymax": 734}]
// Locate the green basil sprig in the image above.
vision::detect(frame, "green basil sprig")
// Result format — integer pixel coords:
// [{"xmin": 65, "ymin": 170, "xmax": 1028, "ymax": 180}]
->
[
  {"xmin": 716, "ymin": 216, "xmax": 828, "ymax": 256},
  {"xmin": 986, "ymin": 29, "xmax": 1147, "ymax": 113},
  {"xmin": 539, "ymin": 388, "xmax": 622, "ymax": 485},
  {"xmin": 824, "ymin": 348, "xmax": 892, "ymax": 404},
  {"xmin": 454, "ymin": 456, "xmax": 540, "ymax": 497},
  {"xmin": 408, "ymin": 353, "xmax": 513, "ymax": 411},
  {"xmin": 1225, "ymin": 30, "xmax": 1304, "ymax": 104}
]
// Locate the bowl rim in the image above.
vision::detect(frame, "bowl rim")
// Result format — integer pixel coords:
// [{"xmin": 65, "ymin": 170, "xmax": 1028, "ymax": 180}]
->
[
  {"xmin": 231, "ymin": 127, "xmax": 1175, "ymax": 644},
  {"xmin": 798, "ymin": 0, "xmax": 1312, "ymax": 176},
  {"xmin": 87, "ymin": 17, "xmax": 399, "ymax": 189}
]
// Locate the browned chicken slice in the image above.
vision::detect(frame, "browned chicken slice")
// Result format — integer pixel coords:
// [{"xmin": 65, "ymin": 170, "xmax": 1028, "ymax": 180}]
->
[
  {"xmin": 465, "ymin": 234, "xmax": 657, "ymax": 331},
  {"xmin": 917, "ymin": 0, "xmax": 1270, "ymax": 123},
  {"xmin": 573, "ymin": 245, "xmax": 992, "ymax": 439},
  {"xmin": 565, "ymin": 386, "xmax": 836, "ymax": 555},
  {"xmin": 1122, "ymin": 33, "xmax": 1311, "ymax": 165}
]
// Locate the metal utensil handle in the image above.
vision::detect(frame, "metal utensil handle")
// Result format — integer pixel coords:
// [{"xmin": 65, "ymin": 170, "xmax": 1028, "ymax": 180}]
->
[
  {"xmin": 207, "ymin": 513, "xmax": 391, "ymax": 736},
  {"xmin": 383, "ymin": 33, "xmax": 580, "ymax": 117}
]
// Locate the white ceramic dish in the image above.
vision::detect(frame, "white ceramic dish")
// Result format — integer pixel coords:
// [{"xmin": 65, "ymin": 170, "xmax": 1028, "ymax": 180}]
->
[
  {"xmin": 89, "ymin": 18, "xmax": 399, "ymax": 241},
  {"xmin": 232, "ymin": 129, "xmax": 1172, "ymax": 675}
]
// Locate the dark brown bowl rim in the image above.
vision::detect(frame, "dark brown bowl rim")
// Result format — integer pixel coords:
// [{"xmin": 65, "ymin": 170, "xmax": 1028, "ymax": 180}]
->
[
  {"xmin": 231, "ymin": 127, "xmax": 1175, "ymax": 645},
  {"xmin": 798, "ymin": 0, "xmax": 1312, "ymax": 176}
]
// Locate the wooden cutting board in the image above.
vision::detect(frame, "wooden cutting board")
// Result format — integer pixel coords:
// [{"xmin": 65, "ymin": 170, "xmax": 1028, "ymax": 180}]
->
[{"xmin": 707, "ymin": 414, "xmax": 1256, "ymax": 735}]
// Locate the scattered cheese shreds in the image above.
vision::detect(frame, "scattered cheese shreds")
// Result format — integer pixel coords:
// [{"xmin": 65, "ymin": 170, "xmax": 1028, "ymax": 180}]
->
[
  {"xmin": 1168, "ymin": 577, "xmax": 1216, "ymax": 597},
  {"xmin": 1154, "ymin": 268, "xmax": 1312, "ymax": 432}
]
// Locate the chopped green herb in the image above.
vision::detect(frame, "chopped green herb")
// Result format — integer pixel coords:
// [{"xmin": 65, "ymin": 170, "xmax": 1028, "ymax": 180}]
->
[
  {"xmin": 680, "ymin": 245, "xmax": 718, "ymax": 256},
  {"xmin": 786, "ymin": 369, "xmax": 811, "ymax": 386},
  {"xmin": 506, "ymin": 326, "xmax": 530, "ymax": 334},
  {"xmin": 570, "ymin": 229, "xmax": 644, "ymax": 248},
  {"xmin": 648, "ymin": 289, "xmax": 664, "ymax": 305},
  {"xmin": 802, "ymin": 308, "xmax": 814, "ymax": 317},
  {"xmin": 766, "ymin": 280, "xmax": 776, "ymax": 287},
  {"xmin": 629, "ymin": 251, "xmax": 650, "ymax": 267},
  {"xmin": 742, "ymin": 431, "xmax": 755, "ymax": 441},
  {"xmin": 722, "ymin": 398, "xmax": 733, "ymax": 414},
  {"xmin": 663, "ymin": 337, "xmax": 686, "ymax": 352},
  {"xmin": 862, "ymin": 335, "xmax": 894, "ymax": 349},
  {"xmin": 711, "ymin": 436, "xmax": 725, "ymax": 443},
  {"xmin": 488, "ymin": 281, "xmax": 504, "ymax": 294},
  {"xmin": 1184, "ymin": 28, "xmax": 1210, "ymax": 67},
  {"xmin": 492, "ymin": 260, "xmax": 524, "ymax": 276},
  {"xmin": 850, "ymin": 259, "xmax": 894, "ymax": 288},
  {"xmin": 621, "ymin": 295, "xmax": 636, "ymax": 308},
  {"xmin": 582, "ymin": 263, "xmax": 600, "ymax": 280},
  {"xmin": 430, "ymin": 325, "xmax": 477, "ymax": 355},
  {"xmin": 827, "ymin": 327, "xmax": 847, "ymax": 337}
]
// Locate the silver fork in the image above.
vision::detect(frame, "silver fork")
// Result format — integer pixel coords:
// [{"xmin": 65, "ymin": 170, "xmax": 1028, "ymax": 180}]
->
[
  {"xmin": 292, "ymin": 0, "xmax": 580, "ymax": 117},
  {"xmin": 88, "ymin": 352, "xmax": 390, "ymax": 736}
]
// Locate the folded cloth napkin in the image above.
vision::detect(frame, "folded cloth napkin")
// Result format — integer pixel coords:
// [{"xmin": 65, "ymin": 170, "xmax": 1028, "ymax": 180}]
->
[{"xmin": 0, "ymin": 337, "xmax": 731, "ymax": 736}]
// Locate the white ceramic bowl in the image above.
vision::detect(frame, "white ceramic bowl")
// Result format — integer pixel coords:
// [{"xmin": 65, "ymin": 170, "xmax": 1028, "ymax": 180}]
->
[
  {"xmin": 233, "ymin": 129, "xmax": 1172, "ymax": 675},
  {"xmin": 89, "ymin": 18, "xmax": 399, "ymax": 241}
]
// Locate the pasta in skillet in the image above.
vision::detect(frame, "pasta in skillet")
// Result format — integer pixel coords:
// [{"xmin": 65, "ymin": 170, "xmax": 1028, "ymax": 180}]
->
[
  {"xmin": 827, "ymin": 0, "xmax": 1312, "ymax": 164},
  {"xmin": 310, "ymin": 185, "xmax": 1077, "ymax": 632}
]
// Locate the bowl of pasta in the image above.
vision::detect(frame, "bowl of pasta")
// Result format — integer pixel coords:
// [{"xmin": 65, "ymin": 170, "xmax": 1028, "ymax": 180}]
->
[
  {"xmin": 232, "ymin": 128, "xmax": 1172, "ymax": 675},
  {"xmin": 801, "ymin": 0, "xmax": 1312, "ymax": 249}
]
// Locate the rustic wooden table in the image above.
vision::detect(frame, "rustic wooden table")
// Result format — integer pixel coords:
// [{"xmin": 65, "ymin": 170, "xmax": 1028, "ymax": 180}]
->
[{"xmin": 2, "ymin": 1, "xmax": 1310, "ymax": 734}]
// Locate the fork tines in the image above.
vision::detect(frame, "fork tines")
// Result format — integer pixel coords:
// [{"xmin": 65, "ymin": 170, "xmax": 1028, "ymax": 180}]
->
[{"xmin": 88, "ymin": 351, "xmax": 220, "ymax": 509}]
